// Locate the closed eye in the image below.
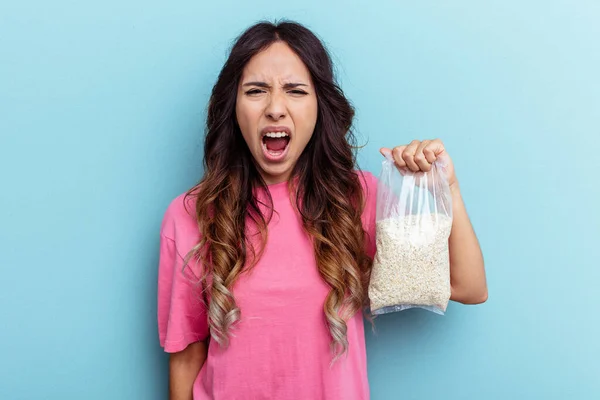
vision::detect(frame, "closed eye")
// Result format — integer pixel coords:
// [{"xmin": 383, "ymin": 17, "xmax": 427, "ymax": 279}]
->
[{"xmin": 288, "ymin": 90, "xmax": 308, "ymax": 95}]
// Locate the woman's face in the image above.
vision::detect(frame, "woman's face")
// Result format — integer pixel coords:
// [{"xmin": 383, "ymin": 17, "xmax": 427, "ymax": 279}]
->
[{"xmin": 236, "ymin": 41, "xmax": 318, "ymax": 185}]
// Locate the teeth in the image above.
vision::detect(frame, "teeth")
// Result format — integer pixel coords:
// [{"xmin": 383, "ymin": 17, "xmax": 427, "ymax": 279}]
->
[{"xmin": 264, "ymin": 131, "xmax": 289, "ymax": 138}]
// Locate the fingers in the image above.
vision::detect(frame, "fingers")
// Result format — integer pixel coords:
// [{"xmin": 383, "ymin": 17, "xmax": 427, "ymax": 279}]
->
[
  {"xmin": 381, "ymin": 147, "xmax": 406, "ymax": 171},
  {"xmin": 423, "ymin": 141, "xmax": 437, "ymax": 163},
  {"xmin": 391, "ymin": 145, "xmax": 407, "ymax": 169},
  {"xmin": 401, "ymin": 140, "xmax": 421, "ymax": 172},
  {"xmin": 428, "ymin": 138, "xmax": 445, "ymax": 159},
  {"xmin": 382, "ymin": 139, "xmax": 445, "ymax": 173},
  {"xmin": 414, "ymin": 140, "xmax": 432, "ymax": 172}
]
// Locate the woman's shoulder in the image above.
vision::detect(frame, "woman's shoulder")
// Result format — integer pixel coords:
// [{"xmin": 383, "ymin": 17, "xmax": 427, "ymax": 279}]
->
[
  {"xmin": 354, "ymin": 169, "xmax": 378, "ymax": 217},
  {"xmin": 355, "ymin": 169, "xmax": 378, "ymax": 193},
  {"xmin": 160, "ymin": 191, "xmax": 200, "ymax": 243}
]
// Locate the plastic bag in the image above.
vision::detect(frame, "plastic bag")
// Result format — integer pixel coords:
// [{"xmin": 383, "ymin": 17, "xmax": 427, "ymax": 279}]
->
[{"xmin": 368, "ymin": 154, "xmax": 453, "ymax": 315}]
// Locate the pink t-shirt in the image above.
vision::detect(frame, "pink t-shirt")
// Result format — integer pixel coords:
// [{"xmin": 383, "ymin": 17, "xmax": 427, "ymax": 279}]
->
[{"xmin": 157, "ymin": 171, "xmax": 378, "ymax": 400}]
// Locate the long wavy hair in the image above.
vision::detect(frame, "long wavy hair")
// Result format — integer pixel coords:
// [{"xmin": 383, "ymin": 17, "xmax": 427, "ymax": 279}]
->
[{"xmin": 182, "ymin": 20, "xmax": 372, "ymax": 361}]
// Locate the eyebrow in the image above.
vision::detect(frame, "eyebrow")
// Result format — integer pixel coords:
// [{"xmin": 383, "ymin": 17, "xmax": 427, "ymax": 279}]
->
[{"xmin": 242, "ymin": 81, "xmax": 309, "ymax": 89}]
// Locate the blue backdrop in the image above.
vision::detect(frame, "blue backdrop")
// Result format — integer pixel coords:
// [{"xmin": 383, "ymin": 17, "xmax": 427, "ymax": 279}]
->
[{"xmin": 1, "ymin": 1, "xmax": 598, "ymax": 399}]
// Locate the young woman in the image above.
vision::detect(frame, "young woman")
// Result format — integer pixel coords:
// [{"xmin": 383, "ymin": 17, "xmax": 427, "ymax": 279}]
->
[{"xmin": 157, "ymin": 20, "xmax": 487, "ymax": 400}]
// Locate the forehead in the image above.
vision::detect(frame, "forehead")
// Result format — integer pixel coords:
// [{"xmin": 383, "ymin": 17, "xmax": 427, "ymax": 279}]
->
[{"xmin": 241, "ymin": 41, "xmax": 312, "ymax": 83}]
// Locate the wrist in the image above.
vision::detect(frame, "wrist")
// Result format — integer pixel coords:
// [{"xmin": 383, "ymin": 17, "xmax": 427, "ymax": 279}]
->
[{"xmin": 449, "ymin": 181, "xmax": 461, "ymax": 196}]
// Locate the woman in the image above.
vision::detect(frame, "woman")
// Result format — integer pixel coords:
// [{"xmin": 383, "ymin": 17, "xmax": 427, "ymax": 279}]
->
[{"xmin": 157, "ymin": 20, "xmax": 487, "ymax": 400}]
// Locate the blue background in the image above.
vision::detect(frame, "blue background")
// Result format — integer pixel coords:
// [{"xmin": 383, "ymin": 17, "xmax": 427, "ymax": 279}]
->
[{"xmin": 1, "ymin": 1, "xmax": 599, "ymax": 399}]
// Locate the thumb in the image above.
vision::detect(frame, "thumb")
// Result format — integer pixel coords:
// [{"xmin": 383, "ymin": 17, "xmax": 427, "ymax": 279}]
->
[{"xmin": 380, "ymin": 147, "xmax": 393, "ymax": 159}]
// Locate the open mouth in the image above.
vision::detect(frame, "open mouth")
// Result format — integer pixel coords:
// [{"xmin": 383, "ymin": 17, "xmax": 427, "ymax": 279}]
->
[{"xmin": 261, "ymin": 131, "xmax": 291, "ymax": 160}]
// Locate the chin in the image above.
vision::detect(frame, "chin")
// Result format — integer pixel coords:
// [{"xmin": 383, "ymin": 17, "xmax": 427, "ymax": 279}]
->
[{"xmin": 258, "ymin": 162, "xmax": 293, "ymax": 181}]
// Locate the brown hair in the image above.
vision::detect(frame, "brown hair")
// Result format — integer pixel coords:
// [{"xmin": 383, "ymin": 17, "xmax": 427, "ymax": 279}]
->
[{"xmin": 183, "ymin": 20, "xmax": 372, "ymax": 361}]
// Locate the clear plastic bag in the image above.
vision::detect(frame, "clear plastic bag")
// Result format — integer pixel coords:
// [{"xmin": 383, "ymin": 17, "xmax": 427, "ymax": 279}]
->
[{"xmin": 368, "ymin": 154, "xmax": 453, "ymax": 315}]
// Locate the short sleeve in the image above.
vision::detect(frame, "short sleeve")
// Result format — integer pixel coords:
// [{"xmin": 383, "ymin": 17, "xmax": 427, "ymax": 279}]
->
[
  {"xmin": 359, "ymin": 170, "xmax": 378, "ymax": 260},
  {"xmin": 157, "ymin": 233, "xmax": 210, "ymax": 353}
]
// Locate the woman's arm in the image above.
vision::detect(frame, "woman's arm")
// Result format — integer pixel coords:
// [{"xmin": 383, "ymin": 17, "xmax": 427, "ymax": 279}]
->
[
  {"xmin": 448, "ymin": 184, "xmax": 488, "ymax": 304},
  {"xmin": 169, "ymin": 340, "xmax": 208, "ymax": 400}
]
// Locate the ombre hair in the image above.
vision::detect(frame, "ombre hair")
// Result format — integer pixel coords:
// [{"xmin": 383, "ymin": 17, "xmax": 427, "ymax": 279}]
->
[{"xmin": 182, "ymin": 20, "xmax": 372, "ymax": 361}]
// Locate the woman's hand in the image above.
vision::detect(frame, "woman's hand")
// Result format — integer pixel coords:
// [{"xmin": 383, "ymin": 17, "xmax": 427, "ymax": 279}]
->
[{"xmin": 380, "ymin": 139, "xmax": 458, "ymax": 191}]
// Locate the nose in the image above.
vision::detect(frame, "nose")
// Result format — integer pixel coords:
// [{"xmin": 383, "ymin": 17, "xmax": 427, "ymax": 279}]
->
[{"xmin": 265, "ymin": 92, "xmax": 286, "ymax": 121}]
